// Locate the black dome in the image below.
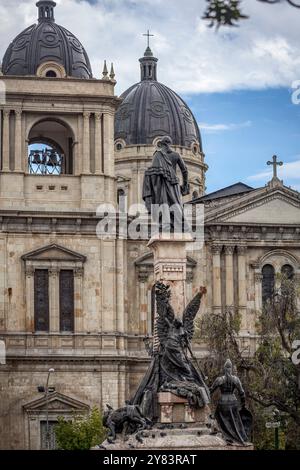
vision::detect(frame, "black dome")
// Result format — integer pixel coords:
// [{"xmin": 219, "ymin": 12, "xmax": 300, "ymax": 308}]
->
[
  {"xmin": 115, "ymin": 47, "xmax": 202, "ymax": 150},
  {"xmin": 2, "ymin": 1, "xmax": 92, "ymax": 79}
]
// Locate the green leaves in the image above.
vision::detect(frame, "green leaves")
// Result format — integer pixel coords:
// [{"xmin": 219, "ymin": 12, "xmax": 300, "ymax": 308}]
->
[
  {"xmin": 202, "ymin": 0, "xmax": 249, "ymax": 28},
  {"xmin": 55, "ymin": 407, "xmax": 106, "ymax": 450},
  {"xmin": 202, "ymin": 0, "xmax": 300, "ymax": 29}
]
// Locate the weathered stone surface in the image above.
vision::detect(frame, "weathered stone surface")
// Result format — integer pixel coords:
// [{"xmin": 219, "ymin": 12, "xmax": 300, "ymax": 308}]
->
[{"xmin": 97, "ymin": 426, "xmax": 254, "ymax": 451}]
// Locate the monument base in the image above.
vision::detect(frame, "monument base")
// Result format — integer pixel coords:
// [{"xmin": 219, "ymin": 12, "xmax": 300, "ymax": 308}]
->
[
  {"xmin": 96, "ymin": 426, "xmax": 253, "ymax": 451},
  {"xmin": 96, "ymin": 393, "xmax": 253, "ymax": 451}
]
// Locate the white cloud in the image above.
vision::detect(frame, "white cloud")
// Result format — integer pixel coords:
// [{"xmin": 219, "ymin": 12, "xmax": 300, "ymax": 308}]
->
[
  {"xmin": 248, "ymin": 159, "xmax": 300, "ymax": 183},
  {"xmin": 199, "ymin": 120, "xmax": 252, "ymax": 133},
  {"xmin": 1, "ymin": 0, "xmax": 300, "ymax": 95}
]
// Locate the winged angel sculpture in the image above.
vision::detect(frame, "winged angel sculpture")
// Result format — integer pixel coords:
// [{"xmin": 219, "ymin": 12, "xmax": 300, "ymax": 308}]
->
[{"xmin": 132, "ymin": 283, "xmax": 210, "ymax": 421}]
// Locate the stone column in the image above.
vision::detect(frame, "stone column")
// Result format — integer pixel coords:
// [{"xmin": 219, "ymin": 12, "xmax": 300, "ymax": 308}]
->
[
  {"xmin": 74, "ymin": 267, "xmax": 84, "ymax": 332},
  {"xmin": 49, "ymin": 268, "xmax": 59, "ymax": 332},
  {"xmin": 116, "ymin": 239, "xmax": 126, "ymax": 342},
  {"xmin": 94, "ymin": 112, "xmax": 102, "ymax": 174},
  {"xmin": 14, "ymin": 109, "xmax": 22, "ymax": 172},
  {"xmin": 103, "ymin": 112, "xmax": 114, "ymax": 177},
  {"xmin": 254, "ymin": 272, "xmax": 263, "ymax": 314},
  {"xmin": 76, "ymin": 114, "xmax": 83, "ymax": 175},
  {"xmin": 0, "ymin": 236, "xmax": 6, "ymax": 332},
  {"xmin": 25, "ymin": 266, "xmax": 35, "ymax": 332},
  {"xmin": 237, "ymin": 245, "xmax": 247, "ymax": 305},
  {"xmin": 82, "ymin": 112, "xmax": 90, "ymax": 174},
  {"xmin": 2, "ymin": 109, "xmax": 10, "ymax": 171},
  {"xmin": 224, "ymin": 245, "xmax": 234, "ymax": 308},
  {"xmin": 211, "ymin": 244, "xmax": 222, "ymax": 313},
  {"xmin": 148, "ymin": 233, "xmax": 193, "ymax": 317}
]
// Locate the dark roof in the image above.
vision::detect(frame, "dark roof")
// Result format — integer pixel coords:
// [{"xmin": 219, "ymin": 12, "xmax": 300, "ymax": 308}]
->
[
  {"xmin": 115, "ymin": 48, "xmax": 202, "ymax": 149},
  {"xmin": 191, "ymin": 182, "xmax": 254, "ymax": 203},
  {"xmin": 2, "ymin": 1, "xmax": 92, "ymax": 79}
]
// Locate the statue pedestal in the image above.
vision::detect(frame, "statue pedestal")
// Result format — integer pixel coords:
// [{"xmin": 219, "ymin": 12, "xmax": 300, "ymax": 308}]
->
[
  {"xmin": 158, "ymin": 392, "xmax": 210, "ymax": 425},
  {"xmin": 148, "ymin": 232, "xmax": 193, "ymax": 316}
]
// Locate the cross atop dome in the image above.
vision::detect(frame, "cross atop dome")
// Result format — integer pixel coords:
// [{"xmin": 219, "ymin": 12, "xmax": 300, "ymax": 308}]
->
[
  {"xmin": 36, "ymin": 1, "xmax": 56, "ymax": 22},
  {"xmin": 143, "ymin": 30, "xmax": 154, "ymax": 49},
  {"xmin": 139, "ymin": 30, "xmax": 158, "ymax": 81}
]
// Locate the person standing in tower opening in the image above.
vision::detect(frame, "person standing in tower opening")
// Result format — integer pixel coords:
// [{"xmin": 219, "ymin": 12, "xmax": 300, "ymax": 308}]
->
[{"xmin": 142, "ymin": 136, "xmax": 190, "ymax": 234}]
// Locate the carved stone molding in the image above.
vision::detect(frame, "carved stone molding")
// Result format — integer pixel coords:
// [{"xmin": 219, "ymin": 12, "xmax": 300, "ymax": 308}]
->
[
  {"xmin": 15, "ymin": 109, "xmax": 22, "ymax": 118},
  {"xmin": 237, "ymin": 245, "xmax": 247, "ymax": 255},
  {"xmin": 49, "ymin": 268, "xmax": 59, "ymax": 278},
  {"xmin": 254, "ymin": 273, "xmax": 263, "ymax": 283},
  {"xmin": 211, "ymin": 244, "xmax": 223, "ymax": 255},
  {"xmin": 25, "ymin": 266, "xmax": 35, "ymax": 278},
  {"xmin": 224, "ymin": 245, "xmax": 235, "ymax": 255},
  {"xmin": 83, "ymin": 111, "xmax": 91, "ymax": 120},
  {"xmin": 137, "ymin": 265, "xmax": 152, "ymax": 283},
  {"xmin": 74, "ymin": 267, "xmax": 84, "ymax": 278}
]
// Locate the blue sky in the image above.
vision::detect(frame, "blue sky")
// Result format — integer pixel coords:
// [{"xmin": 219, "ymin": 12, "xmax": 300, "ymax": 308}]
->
[
  {"xmin": 184, "ymin": 88, "xmax": 300, "ymax": 192},
  {"xmin": 1, "ymin": 0, "xmax": 300, "ymax": 193}
]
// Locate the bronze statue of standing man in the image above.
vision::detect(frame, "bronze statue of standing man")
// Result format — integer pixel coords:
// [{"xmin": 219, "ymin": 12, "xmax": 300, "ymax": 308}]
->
[{"xmin": 142, "ymin": 136, "xmax": 190, "ymax": 233}]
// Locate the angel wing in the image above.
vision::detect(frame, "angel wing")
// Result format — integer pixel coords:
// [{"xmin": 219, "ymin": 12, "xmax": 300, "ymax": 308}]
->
[
  {"xmin": 155, "ymin": 282, "xmax": 175, "ymax": 349},
  {"xmin": 182, "ymin": 288, "xmax": 205, "ymax": 342}
]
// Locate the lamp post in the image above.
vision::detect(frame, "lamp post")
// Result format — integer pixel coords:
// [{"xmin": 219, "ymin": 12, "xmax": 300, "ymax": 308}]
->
[{"xmin": 45, "ymin": 368, "xmax": 55, "ymax": 450}]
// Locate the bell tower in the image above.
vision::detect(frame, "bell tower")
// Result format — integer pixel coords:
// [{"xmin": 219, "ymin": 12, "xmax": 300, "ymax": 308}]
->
[{"xmin": 0, "ymin": 1, "xmax": 120, "ymax": 210}]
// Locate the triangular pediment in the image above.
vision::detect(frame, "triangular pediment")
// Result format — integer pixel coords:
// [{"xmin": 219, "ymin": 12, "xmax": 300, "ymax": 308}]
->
[
  {"xmin": 21, "ymin": 244, "xmax": 86, "ymax": 262},
  {"xmin": 206, "ymin": 185, "xmax": 300, "ymax": 225},
  {"xmin": 23, "ymin": 392, "xmax": 89, "ymax": 413},
  {"xmin": 135, "ymin": 251, "xmax": 197, "ymax": 267}
]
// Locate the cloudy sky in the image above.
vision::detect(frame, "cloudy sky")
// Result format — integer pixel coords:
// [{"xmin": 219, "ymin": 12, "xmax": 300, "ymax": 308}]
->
[{"xmin": 1, "ymin": 0, "xmax": 300, "ymax": 192}]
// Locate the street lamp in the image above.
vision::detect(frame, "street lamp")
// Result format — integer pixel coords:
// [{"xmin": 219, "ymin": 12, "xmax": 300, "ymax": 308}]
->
[{"xmin": 45, "ymin": 368, "xmax": 55, "ymax": 450}]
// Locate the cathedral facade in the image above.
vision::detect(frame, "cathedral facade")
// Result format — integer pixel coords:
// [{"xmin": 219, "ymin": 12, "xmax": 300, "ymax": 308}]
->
[{"xmin": 0, "ymin": 1, "xmax": 299, "ymax": 449}]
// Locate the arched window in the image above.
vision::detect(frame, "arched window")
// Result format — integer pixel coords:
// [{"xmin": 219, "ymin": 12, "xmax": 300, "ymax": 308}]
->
[
  {"xmin": 45, "ymin": 70, "xmax": 57, "ymax": 78},
  {"xmin": 281, "ymin": 264, "xmax": 294, "ymax": 298},
  {"xmin": 262, "ymin": 264, "xmax": 275, "ymax": 306},
  {"xmin": 28, "ymin": 120, "xmax": 74, "ymax": 175},
  {"xmin": 192, "ymin": 190, "xmax": 199, "ymax": 200},
  {"xmin": 281, "ymin": 264, "xmax": 294, "ymax": 280}
]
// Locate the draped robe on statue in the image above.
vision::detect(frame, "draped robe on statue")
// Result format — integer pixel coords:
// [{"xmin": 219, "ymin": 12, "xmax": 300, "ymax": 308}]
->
[{"xmin": 142, "ymin": 148, "xmax": 189, "ymax": 232}]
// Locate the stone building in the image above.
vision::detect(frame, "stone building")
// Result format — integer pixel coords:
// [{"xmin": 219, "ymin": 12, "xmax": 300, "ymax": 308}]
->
[{"xmin": 0, "ymin": 0, "xmax": 299, "ymax": 450}]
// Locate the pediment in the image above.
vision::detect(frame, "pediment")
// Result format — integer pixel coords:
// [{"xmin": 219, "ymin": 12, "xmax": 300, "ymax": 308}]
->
[
  {"xmin": 135, "ymin": 251, "xmax": 197, "ymax": 267},
  {"xmin": 21, "ymin": 244, "xmax": 86, "ymax": 262},
  {"xmin": 207, "ymin": 187, "xmax": 300, "ymax": 225},
  {"xmin": 23, "ymin": 392, "xmax": 89, "ymax": 413}
]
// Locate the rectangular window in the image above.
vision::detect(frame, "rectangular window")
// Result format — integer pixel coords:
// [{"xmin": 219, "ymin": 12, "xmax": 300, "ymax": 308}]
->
[
  {"xmin": 59, "ymin": 270, "xmax": 74, "ymax": 332},
  {"xmin": 34, "ymin": 269, "xmax": 49, "ymax": 332},
  {"xmin": 40, "ymin": 420, "xmax": 57, "ymax": 450}
]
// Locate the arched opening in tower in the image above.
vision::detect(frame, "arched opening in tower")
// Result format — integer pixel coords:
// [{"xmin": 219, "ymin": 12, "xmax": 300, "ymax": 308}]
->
[{"xmin": 28, "ymin": 119, "xmax": 74, "ymax": 175}]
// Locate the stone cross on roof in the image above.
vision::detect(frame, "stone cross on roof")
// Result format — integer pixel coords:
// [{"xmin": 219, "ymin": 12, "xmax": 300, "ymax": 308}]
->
[{"xmin": 267, "ymin": 155, "xmax": 283, "ymax": 180}]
